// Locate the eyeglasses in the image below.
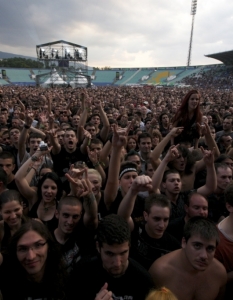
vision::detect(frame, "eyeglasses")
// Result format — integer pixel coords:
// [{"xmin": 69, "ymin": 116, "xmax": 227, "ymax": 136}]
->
[{"xmin": 17, "ymin": 241, "xmax": 47, "ymax": 253}]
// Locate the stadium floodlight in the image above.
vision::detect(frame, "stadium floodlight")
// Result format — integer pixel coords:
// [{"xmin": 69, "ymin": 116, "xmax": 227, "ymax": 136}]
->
[{"xmin": 187, "ymin": 0, "xmax": 198, "ymax": 66}]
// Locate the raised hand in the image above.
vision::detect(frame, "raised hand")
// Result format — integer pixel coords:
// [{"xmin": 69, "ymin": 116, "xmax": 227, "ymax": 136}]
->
[
  {"xmin": 169, "ymin": 127, "xmax": 184, "ymax": 137},
  {"xmin": 95, "ymin": 283, "xmax": 113, "ymax": 300},
  {"xmin": 200, "ymin": 146, "xmax": 215, "ymax": 166},
  {"xmin": 87, "ymin": 146, "xmax": 99, "ymax": 164},
  {"xmin": 131, "ymin": 175, "xmax": 153, "ymax": 193},
  {"xmin": 112, "ymin": 125, "xmax": 127, "ymax": 148},
  {"xmin": 164, "ymin": 144, "xmax": 180, "ymax": 163}
]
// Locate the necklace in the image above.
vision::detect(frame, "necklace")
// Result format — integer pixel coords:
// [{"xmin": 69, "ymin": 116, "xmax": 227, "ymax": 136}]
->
[{"xmin": 43, "ymin": 203, "xmax": 56, "ymax": 212}]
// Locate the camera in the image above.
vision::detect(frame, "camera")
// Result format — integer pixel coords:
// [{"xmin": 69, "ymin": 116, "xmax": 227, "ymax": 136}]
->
[{"xmin": 39, "ymin": 141, "xmax": 48, "ymax": 151}]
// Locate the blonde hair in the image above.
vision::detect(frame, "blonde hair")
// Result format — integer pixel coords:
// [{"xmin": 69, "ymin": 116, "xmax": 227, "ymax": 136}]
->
[
  {"xmin": 87, "ymin": 168, "xmax": 102, "ymax": 184},
  {"xmin": 145, "ymin": 287, "xmax": 178, "ymax": 300}
]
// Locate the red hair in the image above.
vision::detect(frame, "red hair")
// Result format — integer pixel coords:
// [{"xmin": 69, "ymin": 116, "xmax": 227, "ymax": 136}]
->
[{"xmin": 172, "ymin": 90, "xmax": 202, "ymax": 127}]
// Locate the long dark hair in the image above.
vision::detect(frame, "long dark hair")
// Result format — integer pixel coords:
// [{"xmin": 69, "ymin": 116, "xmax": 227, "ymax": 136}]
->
[
  {"xmin": 172, "ymin": 90, "xmax": 202, "ymax": 127},
  {"xmin": 37, "ymin": 172, "xmax": 63, "ymax": 201},
  {"xmin": 9, "ymin": 220, "xmax": 67, "ymax": 298}
]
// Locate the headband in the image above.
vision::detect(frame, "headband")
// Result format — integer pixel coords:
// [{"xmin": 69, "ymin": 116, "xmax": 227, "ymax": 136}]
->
[{"xmin": 119, "ymin": 167, "xmax": 138, "ymax": 179}]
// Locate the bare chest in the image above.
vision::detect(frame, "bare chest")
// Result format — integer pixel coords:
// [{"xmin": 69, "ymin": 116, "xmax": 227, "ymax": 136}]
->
[
  {"xmin": 166, "ymin": 273, "xmax": 221, "ymax": 300},
  {"xmin": 181, "ymin": 172, "xmax": 195, "ymax": 191}
]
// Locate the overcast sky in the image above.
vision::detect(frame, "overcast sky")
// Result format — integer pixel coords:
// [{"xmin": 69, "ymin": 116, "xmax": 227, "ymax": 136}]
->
[{"xmin": 0, "ymin": 0, "xmax": 232, "ymax": 68}]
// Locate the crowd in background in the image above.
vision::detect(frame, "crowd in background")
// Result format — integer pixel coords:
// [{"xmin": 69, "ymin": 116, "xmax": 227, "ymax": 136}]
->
[{"xmin": 0, "ymin": 84, "xmax": 232, "ymax": 299}]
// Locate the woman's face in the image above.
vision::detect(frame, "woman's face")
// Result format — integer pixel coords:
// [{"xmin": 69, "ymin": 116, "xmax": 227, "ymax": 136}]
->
[
  {"xmin": 1, "ymin": 200, "xmax": 23, "ymax": 227},
  {"xmin": 127, "ymin": 138, "xmax": 137, "ymax": 150},
  {"xmin": 16, "ymin": 230, "xmax": 48, "ymax": 279},
  {"xmin": 88, "ymin": 173, "xmax": 102, "ymax": 196},
  {"xmin": 41, "ymin": 178, "xmax": 58, "ymax": 202},
  {"xmin": 188, "ymin": 93, "xmax": 200, "ymax": 111}
]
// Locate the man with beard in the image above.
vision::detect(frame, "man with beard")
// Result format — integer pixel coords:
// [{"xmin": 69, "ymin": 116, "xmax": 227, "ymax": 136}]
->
[{"xmin": 67, "ymin": 214, "xmax": 154, "ymax": 300}]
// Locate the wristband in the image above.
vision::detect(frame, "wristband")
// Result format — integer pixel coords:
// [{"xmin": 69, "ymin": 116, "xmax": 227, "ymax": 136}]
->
[
  {"xmin": 24, "ymin": 124, "xmax": 30, "ymax": 129},
  {"xmin": 93, "ymin": 162, "xmax": 100, "ymax": 168}
]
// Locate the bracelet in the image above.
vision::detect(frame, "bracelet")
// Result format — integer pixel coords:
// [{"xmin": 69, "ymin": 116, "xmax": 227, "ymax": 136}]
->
[
  {"xmin": 93, "ymin": 162, "xmax": 100, "ymax": 168},
  {"xmin": 24, "ymin": 124, "xmax": 30, "ymax": 129},
  {"xmin": 31, "ymin": 167, "xmax": 37, "ymax": 173}
]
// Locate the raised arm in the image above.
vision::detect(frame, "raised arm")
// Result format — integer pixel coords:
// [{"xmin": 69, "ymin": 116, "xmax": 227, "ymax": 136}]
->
[
  {"xmin": 15, "ymin": 150, "xmax": 48, "ymax": 209},
  {"xmin": 65, "ymin": 168, "xmax": 98, "ymax": 229},
  {"xmin": 77, "ymin": 93, "xmax": 88, "ymax": 142},
  {"xmin": 118, "ymin": 175, "xmax": 153, "ymax": 231},
  {"xmin": 86, "ymin": 146, "xmax": 106, "ymax": 184},
  {"xmin": 94, "ymin": 99, "xmax": 110, "ymax": 143},
  {"xmin": 18, "ymin": 115, "xmax": 33, "ymax": 163},
  {"xmin": 104, "ymin": 126, "xmax": 127, "ymax": 210},
  {"xmin": 195, "ymin": 122, "xmax": 220, "ymax": 174},
  {"xmin": 152, "ymin": 145, "xmax": 180, "ymax": 192},
  {"xmin": 150, "ymin": 127, "xmax": 184, "ymax": 163},
  {"xmin": 197, "ymin": 147, "xmax": 217, "ymax": 196}
]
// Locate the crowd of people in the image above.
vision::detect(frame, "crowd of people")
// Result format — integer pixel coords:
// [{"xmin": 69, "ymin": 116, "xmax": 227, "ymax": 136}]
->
[
  {"xmin": 0, "ymin": 84, "xmax": 232, "ymax": 299},
  {"xmin": 180, "ymin": 66, "xmax": 233, "ymax": 90}
]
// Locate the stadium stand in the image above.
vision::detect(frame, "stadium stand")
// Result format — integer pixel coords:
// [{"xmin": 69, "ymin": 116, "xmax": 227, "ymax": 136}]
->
[
  {"xmin": 3, "ymin": 68, "xmax": 34, "ymax": 84},
  {"xmin": 1, "ymin": 63, "xmax": 232, "ymax": 88}
]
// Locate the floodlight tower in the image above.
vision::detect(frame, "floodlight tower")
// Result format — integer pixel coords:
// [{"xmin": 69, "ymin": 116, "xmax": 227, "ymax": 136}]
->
[{"xmin": 187, "ymin": 0, "xmax": 198, "ymax": 66}]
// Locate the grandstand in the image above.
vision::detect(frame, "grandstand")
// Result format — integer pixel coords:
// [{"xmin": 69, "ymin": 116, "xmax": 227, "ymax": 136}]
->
[{"xmin": 1, "ymin": 48, "xmax": 233, "ymax": 88}]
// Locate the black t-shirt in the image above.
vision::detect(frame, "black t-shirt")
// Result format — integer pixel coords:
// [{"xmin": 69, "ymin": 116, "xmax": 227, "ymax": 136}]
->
[
  {"xmin": 110, "ymin": 189, "xmax": 145, "ymax": 224},
  {"xmin": 207, "ymin": 193, "xmax": 229, "ymax": 223},
  {"xmin": 162, "ymin": 190, "xmax": 195, "ymax": 220},
  {"xmin": 0, "ymin": 255, "xmax": 66, "ymax": 300},
  {"xmin": 166, "ymin": 216, "xmax": 185, "ymax": 243},
  {"xmin": 67, "ymin": 256, "xmax": 154, "ymax": 300},
  {"xmin": 51, "ymin": 146, "xmax": 87, "ymax": 193},
  {"xmin": 52, "ymin": 221, "xmax": 96, "ymax": 273},
  {"xmin": 130, "ymin": 224, "xmax": 180, "ymax": 270}
]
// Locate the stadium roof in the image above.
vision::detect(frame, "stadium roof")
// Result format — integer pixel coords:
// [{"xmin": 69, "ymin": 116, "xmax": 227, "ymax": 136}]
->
[{"xmin": 205, "ymin": 50, "xmax": 233, "ymax": 66}]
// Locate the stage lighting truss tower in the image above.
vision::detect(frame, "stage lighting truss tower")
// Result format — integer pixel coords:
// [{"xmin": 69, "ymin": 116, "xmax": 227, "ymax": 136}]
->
[
  {"xmin": 187, "ymin": 0, "xmax": 197, "ymax": 66},
  {"xmin": 35, "ymin": 40, "xmax": 91, "ymax": 87}
]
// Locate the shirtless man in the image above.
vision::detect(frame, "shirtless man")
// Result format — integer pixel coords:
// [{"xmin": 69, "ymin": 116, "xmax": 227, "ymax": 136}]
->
[{"xmin": 149, "ymin": 217, "xmax": 227, "ymax": 300}]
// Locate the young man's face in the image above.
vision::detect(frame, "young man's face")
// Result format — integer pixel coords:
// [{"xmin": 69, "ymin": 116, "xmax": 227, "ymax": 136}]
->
[
  {"xmin": 29, "ymin": 138, "xmax": 42, "ymax": 153},
  {"xmin": 126, "ymin": 155, "xmax": 141, "ymax": 173},
  {"xmin": 16, "ymin": 230, "xmax": 48, "ymax": 278},
  {"xmin": 0, "ymin": 158, "xmax": 15, "ymax": 177},
  {"xmin": 138, "ymin": 137, "xmax": 152, "ymax": 154},
  {"xmin": 86, "ymin": 126, "xmax": 97, "ymax": 138},
  {"xmin": 162, "ymin": 173, "xmax": 182, "ymax": 195},
  {"xmin": 143, "ymin": 205, "xmax": 170, "ymax": 239},
  {"xmin": 72, "ymin": 115, "xmax": 80, "ymax": 127},
  {"xmin": 222, "ymin": 118, "xmax": 232, "ymax": 131},
  {"xmin": 216, "ymin": 167, "xmax": 232, "ymax": 192},
  {"xmin": 2, "ymin": 133, "xmax": 11, "ymax": 145},
  {"xmin": 97, "ymin": 242, "xmax": 129, "ymax": 278},
  {"xmin": 90, "ymin": 143, "xmax": 103, "ymax": 154},
  {"xmin": 63, "ymin": 130, "xmax": 78, "ymax": 151},
  {"xmin": 145, "ymin": 163, "xmax": 154, "ymax": 178},
  {"xmin": 10, "ymin": 128, "xmax": 20, "ymax": 144},
  {"xmin": 182, "ymin": 234, "xmax": 216, "ymax": 271},
  {"xmin": 170, "ymin": 152, "xmax": 186, "ymax": 172},
  {"xmin": 91, "ymin": 116, "xmax": 100, "ymax": 126},
  {"xmin": 56, "ymin": 204, "xmax": 82, "ymax": 234}
]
